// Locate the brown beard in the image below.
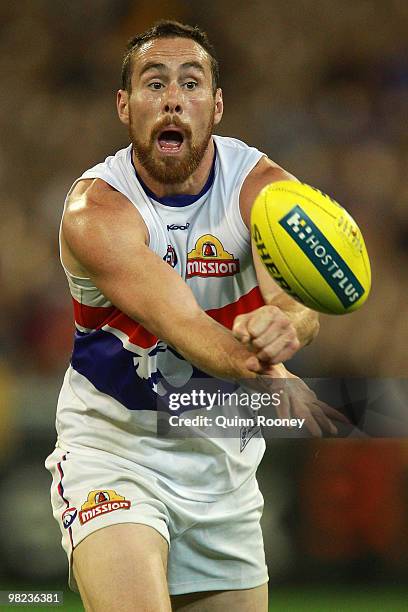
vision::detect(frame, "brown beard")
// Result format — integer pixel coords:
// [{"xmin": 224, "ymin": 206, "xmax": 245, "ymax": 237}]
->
[{"xmin": 129, "ymin": 114, "xmax": 214, "ymax": 185}]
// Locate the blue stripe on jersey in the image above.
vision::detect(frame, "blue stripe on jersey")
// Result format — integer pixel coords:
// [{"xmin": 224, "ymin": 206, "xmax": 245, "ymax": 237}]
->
[
  {"xmin": 132, "ymin": 149, "xmax": 216, "ymax": 207},
  {"xmin": 71, "ymin": 329, "xmax": 239, "ymax": 414},
  {"xmin": 71, "ymin": 330, "xmax": 159, "ymax": 411}
]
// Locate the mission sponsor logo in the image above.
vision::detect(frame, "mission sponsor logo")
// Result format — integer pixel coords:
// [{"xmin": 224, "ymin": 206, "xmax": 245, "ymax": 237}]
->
[
  {"xmin": 186, "ymin": 234, "xmax": 240, "ymax": 278},
  {"xmin": 279, "ymin": 205, "xmax": 364, "ymax": 307},
  {"xmin": 79, "ymin": 489, "xmax": 131, "ymax": 525}
]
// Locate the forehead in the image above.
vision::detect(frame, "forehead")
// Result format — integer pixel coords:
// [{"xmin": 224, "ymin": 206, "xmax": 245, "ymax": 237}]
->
[{"xmin": 132, "ymin": 37, "xmax": 211, "ymax": 77}]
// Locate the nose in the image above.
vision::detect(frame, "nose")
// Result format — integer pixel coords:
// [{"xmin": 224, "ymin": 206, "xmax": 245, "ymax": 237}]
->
[{"xmin": 163, "ymin": 83, "xmax": 183, "ymax": 115}]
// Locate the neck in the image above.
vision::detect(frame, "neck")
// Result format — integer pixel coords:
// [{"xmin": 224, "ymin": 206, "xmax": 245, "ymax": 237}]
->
[{"xmin": 132, "ymin": 138, "xmax": 215, "ymax": 197}]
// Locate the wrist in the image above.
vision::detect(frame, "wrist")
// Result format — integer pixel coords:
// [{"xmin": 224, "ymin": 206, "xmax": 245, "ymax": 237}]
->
[
  {"xmin": 230, "ymin": 345, "xmax": 258, "ymax": 380},
  {"xmin": 282, "ymin": 308, "xmax": 319, "ymax": 347},
  {"xmin": 264, "ymin": 295, "xmax": 319, "ymax": 347}
]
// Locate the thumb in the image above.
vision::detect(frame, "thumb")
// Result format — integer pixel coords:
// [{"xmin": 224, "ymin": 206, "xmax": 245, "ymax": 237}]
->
[
  {"xmin": 246, "ymin": 355, "xmax": 261, "ymax": 372},
  {"xmin": 232, "ymin": 314, "xmax": 251, "ymax": 343}
]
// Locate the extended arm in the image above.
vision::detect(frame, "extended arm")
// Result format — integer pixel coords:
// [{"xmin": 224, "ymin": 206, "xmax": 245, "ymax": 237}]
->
[
  {"xmin": 233, "ymin": 157, "xmax": 319, "ymax": 366},
  {"xmin": 230, "ymin": 158, "xmax": 347, "ymax": 436},
  {"xmin": 62, "ymin": 179, "xmax": 268, "ymax": 381},
  {"xmin": 62, "ymin": 178, "xmax": 343, "ymax": 436}
]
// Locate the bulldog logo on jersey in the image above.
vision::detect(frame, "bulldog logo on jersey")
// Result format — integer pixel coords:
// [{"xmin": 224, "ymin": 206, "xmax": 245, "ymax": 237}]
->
[
  {"xmin": 79, "ymin": 489, "xmax": 131, "ymax": 525},
  {"xmin": 62, "ymin": 507, "xmax": 77, "ymax": 529},
  {"xmin": 187, "ymin": 234, "xmax": 240, "ymax": 278},
  {"xmin": 163, "ymin": 244, "xmax": 178, "ymax": 268}
]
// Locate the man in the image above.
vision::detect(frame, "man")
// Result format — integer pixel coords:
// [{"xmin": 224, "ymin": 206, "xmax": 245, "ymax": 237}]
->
[{"xmin": 46, "ymin": 21, "xmax": 337, "ymax": 611}]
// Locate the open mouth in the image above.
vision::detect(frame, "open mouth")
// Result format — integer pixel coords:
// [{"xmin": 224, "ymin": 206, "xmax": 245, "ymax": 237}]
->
[{"xmin": 157, "ymin": 129, "xmax": 184, "ymax": 153}]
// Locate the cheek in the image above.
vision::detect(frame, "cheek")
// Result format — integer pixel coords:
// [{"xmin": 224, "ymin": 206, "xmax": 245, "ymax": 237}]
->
[
  {"xmin": 189, "ymin": 96, "xmax": 215, "ymax": 124},
  {"xmin": 130, "ymin": 94, "xmax": 161, "ymax": 119},
  {"xmin": 189, "ymin": 92, "xmax": 213, "ymax": 107},
  {"xmin": 129, "ymin": 101, "xmax": 157, "ymax": 133}
]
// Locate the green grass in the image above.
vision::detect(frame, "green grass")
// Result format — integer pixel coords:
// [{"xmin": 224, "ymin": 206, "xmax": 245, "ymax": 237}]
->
[{"xmin": 268, "ymin": 587, "xmax": 408, "ymax": 611}]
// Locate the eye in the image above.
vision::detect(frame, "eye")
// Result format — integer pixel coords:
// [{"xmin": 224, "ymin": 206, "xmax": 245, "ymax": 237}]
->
[
  {"xmin": 183, "ymin": 81, "xmax": 197, "ymax": 90},
  {"xmin": 148, "ymin": 82, "xmax": 164, "ymax": 90}
]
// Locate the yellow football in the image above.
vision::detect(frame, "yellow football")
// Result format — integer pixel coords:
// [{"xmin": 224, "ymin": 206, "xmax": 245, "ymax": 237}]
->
[{"xmin": 251, "ymin": 181, "xmax": 371, "ymax": 314}]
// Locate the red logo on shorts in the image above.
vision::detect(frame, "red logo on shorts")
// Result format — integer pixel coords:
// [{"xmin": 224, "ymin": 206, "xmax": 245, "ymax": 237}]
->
[{"xmin": 79, "ymin": 489, "xmax": 131, "ymax": 525}]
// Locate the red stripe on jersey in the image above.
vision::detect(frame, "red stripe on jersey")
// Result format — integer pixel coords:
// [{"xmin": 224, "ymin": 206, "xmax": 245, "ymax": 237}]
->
[
  {"xmin": 72, "ymin": 298, "xmax": 158, "ymax": 349},
  {"xmin": 104, "ymin": 311, "xmax": 158, "ymax": 349},
  {"xmin": 206, "ymin": 286, "xmax": 264, "ymax": 329},
  {"xmin": 73, "ymin": 287, "xmax": 263, "ymax": 348},
  {"xmin": 73, "ymin": 298, "xmax": 115, "ymax": 329}
]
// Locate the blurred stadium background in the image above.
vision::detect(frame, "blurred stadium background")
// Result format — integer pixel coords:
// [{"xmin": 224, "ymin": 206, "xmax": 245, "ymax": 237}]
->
[{"xmin": 1, "ymin": 1, "xmax": 408, "ymax": 610}]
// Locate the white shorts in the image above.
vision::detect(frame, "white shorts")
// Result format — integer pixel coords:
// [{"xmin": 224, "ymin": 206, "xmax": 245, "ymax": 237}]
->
[{"xmin": 45, "ymin": 445, "xmax": 268, "ymax": 595}]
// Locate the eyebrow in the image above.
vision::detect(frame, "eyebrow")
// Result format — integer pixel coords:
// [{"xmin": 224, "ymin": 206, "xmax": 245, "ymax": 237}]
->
[
  {"xmin": 139, "ymin": 62, "xmax": 166, "ymax": 77},
  {"xmin": 139, "ymin": 61, "xmax": 206, "ymax": 77},
  {"xmin": 180, "ymin": 61, "xmax": 205, "ymax": 75}
]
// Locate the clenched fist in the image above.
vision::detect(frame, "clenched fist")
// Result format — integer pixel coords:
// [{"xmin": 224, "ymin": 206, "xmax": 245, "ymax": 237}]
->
[{"xmin": 232, "ymin": 305, "xmax": 300, "ymax": 371}]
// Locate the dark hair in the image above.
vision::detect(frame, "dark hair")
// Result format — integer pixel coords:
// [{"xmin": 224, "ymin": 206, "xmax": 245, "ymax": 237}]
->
[{"xmin": 121, "ymin": 20, "xmax": 219, "ymax": 94}]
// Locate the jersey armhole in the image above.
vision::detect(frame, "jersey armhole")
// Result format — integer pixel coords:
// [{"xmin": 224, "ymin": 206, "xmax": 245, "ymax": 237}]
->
[
  {"xmin": 59, "ymin": 178, "xmax": 92, "ymax": 281},
  {"xmin": 59, "ymin": 173, "xmax": 160, "ymax": 277},
  {"xmin": 229, "ymin": 152, "xmax": 264, "ymax": 247},
  {"xmin": 71, "ymin": 173, "xmax": 158, "ymax": 251}
]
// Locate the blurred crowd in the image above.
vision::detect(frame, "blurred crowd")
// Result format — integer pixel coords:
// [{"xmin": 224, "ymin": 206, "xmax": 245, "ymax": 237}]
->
[
  {"xmin": 197, "ymin": 0, "xmax": 408, "ymax": 377},
  {"xmin": 1, "ymin": 0, "xmax": 407, "ymax": 382},
  {"xmin": 0, "ymin": 0, "xmax": 407, "ymax": 590}
]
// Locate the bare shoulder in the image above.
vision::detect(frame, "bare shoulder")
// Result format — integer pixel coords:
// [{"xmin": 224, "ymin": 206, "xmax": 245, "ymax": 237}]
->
[
  {"xmin": 66, "ymin": 178, "xmax": 136, "ymax": 216},
  {"xmin": 64, "ymin": 178, "xmax": 147, "ymax": 240},
  {"xmin": 240, "ymin": 156, "xmax": 298, "ymax": 227},
  {"xmin": 61, "ymin": 178, "xmax": 148, "ymax": 276}
]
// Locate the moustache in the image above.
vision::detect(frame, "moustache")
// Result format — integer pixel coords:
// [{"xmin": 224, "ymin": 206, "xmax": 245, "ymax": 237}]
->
[{"xmin": 151, "ymin": 116, "xmax": 192, "ymax": 141}]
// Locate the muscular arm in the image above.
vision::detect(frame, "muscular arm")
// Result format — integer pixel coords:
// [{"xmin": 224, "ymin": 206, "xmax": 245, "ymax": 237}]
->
[
  {"xmin": 239, "ymin": 157, "xmax": 319, "ymax": 351},
  {"xmin": 251, "ymin": 241, "xmax": 320, "ymax": 347},
  {"xmin": 62, "ymin": 179, "xmax": 265, "ymax": 381}
]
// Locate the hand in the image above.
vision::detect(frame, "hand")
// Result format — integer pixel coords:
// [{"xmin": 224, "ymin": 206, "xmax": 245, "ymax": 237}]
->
[
  {"xmin": 248, "ymin": 368, "xmax": 350, "ymax": 437},
  {"xmin": 233, "ymin": 305, "xmax": 300, "ymax": 371}
]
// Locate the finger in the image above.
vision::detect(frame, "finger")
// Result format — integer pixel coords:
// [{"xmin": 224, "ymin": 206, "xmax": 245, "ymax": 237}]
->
[
  {"xmin": 251, "ymin": 320, "xmax": 292, "ymax": 350},
  {"xmin": 245, "ymin": 356, "xmax": 262, "ymax": 372},
  {"xmin": 247, "ymin": 306, "xmax": 282, "ymax": 337},
  {"xmin": 290, "ymin": 389, "xmax": 337, "ymax": 435},
  {"xmin": 255, "ymin": 334, "xmax": 300, "ymax": 364},
  {"xmin": 303, "ymin": 416, "xmax": 323, "ymax": 437},
  {"xmin": 267, "ymin": 339, "xmax": 301, "ymax": 364},
  {"xmin": 299, "ymin": 413, "xmax": 323, "ymax": 437},
  {"xmin": 315, "ymin": 401, "xmax": 350, "ymax": 424},
  {"xmin": 275, "ymin": 393, "xmax": 291, "ymax": 421},
  {"xmin": 310, "ymin": 404, "xmax": 338, "ymax": 435},
  {"xmin": 232, "ymin": 314, "xmax": 251, "ymax": 343},
  {"xmin": 291, "ymin": 398, "xmax": 322, "ymax": 437}
]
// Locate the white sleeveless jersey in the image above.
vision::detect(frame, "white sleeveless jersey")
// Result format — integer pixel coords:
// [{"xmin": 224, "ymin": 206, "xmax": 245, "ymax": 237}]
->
[{"xmin": 57, "ymin": 135, "xmax": 267, "ymax": 501}]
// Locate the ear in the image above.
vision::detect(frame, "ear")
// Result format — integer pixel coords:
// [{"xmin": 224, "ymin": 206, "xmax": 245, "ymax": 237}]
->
[
  {"xmin": 213, "ymin": 88, "xmax": 224, "ymax": 126},
  {"xmin": 117, "ymin": 89, "xmax": 130, "ymax": 125}
]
